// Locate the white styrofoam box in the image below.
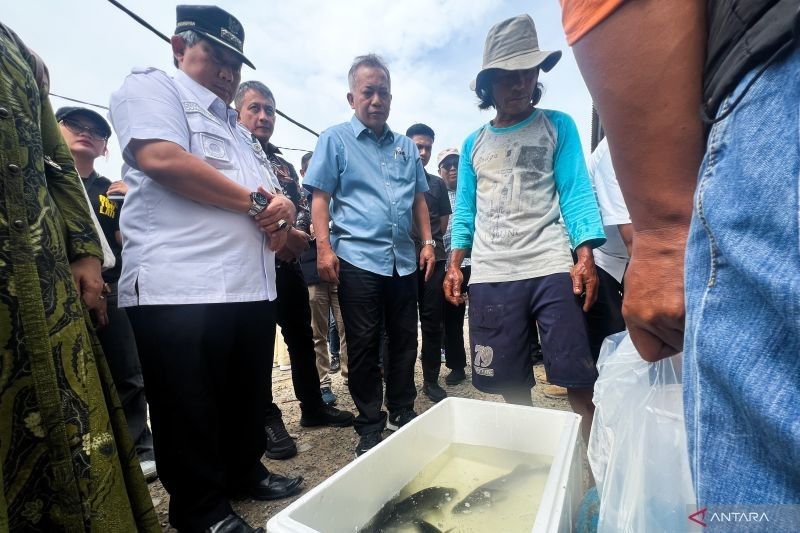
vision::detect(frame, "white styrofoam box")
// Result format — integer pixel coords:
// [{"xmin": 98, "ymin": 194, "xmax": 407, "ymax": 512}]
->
[{"xmin": 267, "ymin": 397, "xmax": 583, "ymax": 533}]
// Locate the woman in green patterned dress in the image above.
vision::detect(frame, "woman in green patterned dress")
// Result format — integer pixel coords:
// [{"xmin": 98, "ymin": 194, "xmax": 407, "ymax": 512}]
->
[{"xmin": 0, "ymin": 22, "xmax": 159, "ymax": 532}]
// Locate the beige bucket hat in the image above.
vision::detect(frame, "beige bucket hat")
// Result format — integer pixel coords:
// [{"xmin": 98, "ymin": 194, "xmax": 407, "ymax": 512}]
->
[{"xmin": 471, "ymin": 14, "xmax": 562, "ymax": 91}]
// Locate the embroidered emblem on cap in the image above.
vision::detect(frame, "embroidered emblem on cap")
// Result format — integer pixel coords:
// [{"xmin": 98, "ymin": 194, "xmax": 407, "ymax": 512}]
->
[{"xmin": 220, "ymin": 28, "xmax": 242, "ymax": 49}]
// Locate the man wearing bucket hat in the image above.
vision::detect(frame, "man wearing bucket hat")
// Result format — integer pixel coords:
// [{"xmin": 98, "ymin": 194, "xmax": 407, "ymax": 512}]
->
[
  {"xmin": 445, "ymin": 14, "xmax": 606, "ymax": 444},
  {"xmin": 109, "ymin": 5, "xmax": 301, "ymax": 532}
]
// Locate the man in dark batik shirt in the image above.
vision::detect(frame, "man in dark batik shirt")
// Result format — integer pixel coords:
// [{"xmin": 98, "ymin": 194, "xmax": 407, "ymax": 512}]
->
[{"xmin": 236, "ymin": 81, "xmax": 353, "ymax": 461}]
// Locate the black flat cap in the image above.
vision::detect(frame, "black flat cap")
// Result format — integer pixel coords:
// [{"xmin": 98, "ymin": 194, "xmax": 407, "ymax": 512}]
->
[
  {"xmin": 55, "ymin": 107, "xmax": 112, "ymax": 138},
  {"xmin": 175, "ymin": 5, "xmax": 255, "ymax": 69}
]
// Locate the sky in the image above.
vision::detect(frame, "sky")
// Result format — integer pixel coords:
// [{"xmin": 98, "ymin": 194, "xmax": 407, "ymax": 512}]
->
[{"xmin": 5, "ymin": 0, "xmax": 592, "ymax": 179}]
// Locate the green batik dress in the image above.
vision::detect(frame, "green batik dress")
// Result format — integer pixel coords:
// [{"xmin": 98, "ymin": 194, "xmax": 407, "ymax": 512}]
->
[{"xmin": 0, "ymin": 23, "xmax": 159, "ymax": 532}]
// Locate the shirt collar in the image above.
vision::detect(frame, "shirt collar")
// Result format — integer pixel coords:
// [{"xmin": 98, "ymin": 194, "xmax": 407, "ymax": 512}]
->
[
  {"xmin": 265, "ymin": 142, "xmax": 281, "ymax": 157},
  {"xmin": 349, "ymin": 115, "xmax": 394, "ymax": 143},
  {"xmin": 174, "ymin": 69, "xmax": 235, "ymax": 123}
]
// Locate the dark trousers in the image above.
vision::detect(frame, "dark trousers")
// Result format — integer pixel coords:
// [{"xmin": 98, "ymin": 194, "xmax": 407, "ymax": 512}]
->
[
  {"xmin": 128, "ymin": 301, "xmax": 276, "ymax": 531},
  {"xmin": 96, "ymin": 289, "xmax": 154, "ymax": 460},
  {"xmin": 338, "ymin": 259, "xmax": 418, "ymax": 434},
  {"xmin": 443, "ymin": 265, "xmax": 471, "ymax": 370},
  {"xmin": 270, "ymin": 261, "xmax": 325, "ymax": 419},
  {"xmin": 417, "ymin": 260, "xmax": 446, "ymax": 381},
  {"xmin": 328, "ymin": 308, "xmax": 340, "ymax": 356},
  {"xmin": 585, "ymin": 266, "xmax": 626, "ymax": 359}
]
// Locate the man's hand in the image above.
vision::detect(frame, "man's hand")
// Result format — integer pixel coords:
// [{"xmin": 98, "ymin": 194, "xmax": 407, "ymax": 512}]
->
[
  {"xmin": 277, "ymin": 228, "xmax": 311, "ymax": 262},
  {"xmin": 317, "ymin": 241, "xmax": 340, "ymax": 284},
  {"xmin": 571, "ymin": 245, "xmax": 599, "ymax": 312},
  {"xmin": 253, "ymin": 187, "xmax": 296, "ymax": 252},
  {"xmin": 92, "ymin": 296, "xmax": 109, "ymax": 330},
  {"xmin": 419, "ymin": 245, "xmax": 435, "ymax": 281},
  {"xmin": 107, "ymin": 180, "xmax": 129, "ymax": 197},
  {"xmin": 443, "ymin": 265, "xmax": 465, "ymax": 306},
  {"xmin": 623, "ymin": 226, "xmax": 688, "ymax": 362},
  {"xmin": 253, "ymin": 187, "xmax": 296, "ymax": 228},
  {"xmin": 71, "ymin": 256, "xmax": 104, "ymax": 310}
]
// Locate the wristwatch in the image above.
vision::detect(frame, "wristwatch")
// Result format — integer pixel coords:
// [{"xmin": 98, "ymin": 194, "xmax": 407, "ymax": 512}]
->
[
  {"xmin": 422, "ymin": 239, "xmax": 436, "ymax": 248},
  {"xmin": 248, "ymin": 191, "xmax": 269, "ymax": 217}
]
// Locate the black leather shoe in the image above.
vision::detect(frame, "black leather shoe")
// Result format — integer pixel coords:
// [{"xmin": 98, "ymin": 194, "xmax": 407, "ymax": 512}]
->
[
  {"xmin": 445, "ymin": 367, "xmax": 467, "ymax": 386},
  {"xmin": 423, "ymin": 380, "xmax": 448, "ymax": 403},
  {"xmin": 204, "ymin": 512, "xmax": 264, "ymax": 533},
  {"xmin": 244, "ymin": 473, "xmax": 304, "ymax": 501},
  {"xmin": 300, "ymin": 404, "xmax": 355, "ymax": 428}
]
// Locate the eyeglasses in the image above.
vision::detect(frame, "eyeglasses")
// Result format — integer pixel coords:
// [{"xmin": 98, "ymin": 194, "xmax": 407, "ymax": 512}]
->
[
  {"xmin": 439, "ymin": 161, "xmax": 458, "ymax": 170},
  {"xmin": 60, "ymin": 118, "xmax": 108, "ymax": 141}
]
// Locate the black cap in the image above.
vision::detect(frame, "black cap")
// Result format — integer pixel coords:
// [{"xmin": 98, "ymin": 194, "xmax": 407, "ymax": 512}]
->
[
  {"xmin": 175, "ymin": 5, "xmax": 254, "ymax": 69},
  {"xmin": 55, "ymin": 107, "xmax": 112, "ymax": 138}
]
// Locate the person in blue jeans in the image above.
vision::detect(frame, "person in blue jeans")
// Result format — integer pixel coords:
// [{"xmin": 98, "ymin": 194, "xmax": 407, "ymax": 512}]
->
[{"xmin": 566, "ymin": 0, "xmax": 800, "ymax": 512}]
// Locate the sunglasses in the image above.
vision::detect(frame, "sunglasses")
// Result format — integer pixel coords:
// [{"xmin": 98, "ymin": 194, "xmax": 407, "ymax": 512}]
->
[
  {"xmin": 439, "ymin": 160, "xmax": 459, "ymax": 170},
  {"xmin": 61, "ymin": 118, "xmax": 108, "ymax": 141}
]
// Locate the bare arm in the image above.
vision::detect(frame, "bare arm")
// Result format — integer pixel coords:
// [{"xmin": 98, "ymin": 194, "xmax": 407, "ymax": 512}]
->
[
  {"xmin": 572, "ymin": 0, "xmax": 706, "ymax": 361},
  {"xmin": 311, "ymin": 190, "xmax": 339, "ymax": 284},
  {"xmin": 618, "ymin": 223, "xmax": 633, "ymax": 257}
]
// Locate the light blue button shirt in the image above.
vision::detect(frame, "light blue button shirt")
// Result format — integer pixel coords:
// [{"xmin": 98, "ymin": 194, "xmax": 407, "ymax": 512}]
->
[{"xmin": 304, "ymin": 116, "xmax": 429, "ymax": 277}]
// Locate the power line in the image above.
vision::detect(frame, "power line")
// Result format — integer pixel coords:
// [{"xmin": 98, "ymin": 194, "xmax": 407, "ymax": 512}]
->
[
  {"xmin": 105, "ymin": 0, "xmax": 319, "ymax": 138},
  {"xmin": 107, "ymin": 0, "xmax": 170, "ymax": 42},
  {"xmin": 50, "ymin": 93, "xmax": 313, "ymax": 154},
  {"xmin": 276, "ymin": 146, "xmax": 312, "ymax": 153},
  {"xmin": 51, "ymin": 92, "xmax": 109, "ymax": 111}
]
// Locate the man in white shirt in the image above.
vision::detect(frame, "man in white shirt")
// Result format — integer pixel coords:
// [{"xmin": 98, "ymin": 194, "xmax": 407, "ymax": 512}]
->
[
  {"xmin": 587, "ymin": 137, "xmax": 631, "ymax": 358},
  {"xmin": 108, "ymin": 6, "xmax": 301, "ymax": 532}
]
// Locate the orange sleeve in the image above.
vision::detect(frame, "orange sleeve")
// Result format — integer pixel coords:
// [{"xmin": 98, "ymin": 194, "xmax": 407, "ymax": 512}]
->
[{"xmin": 560, "ymin": 0, "xmax": 627, "ymax": 45}]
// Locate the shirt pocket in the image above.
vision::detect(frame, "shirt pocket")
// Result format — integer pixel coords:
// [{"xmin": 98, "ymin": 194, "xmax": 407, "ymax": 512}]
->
[
  {"xmin": 390, "ymin": 150, "xmax": 417, "ymax": 184},
  {"xmin": 184, "ymin": 104, "xmax": 237, "ymax": 171}
]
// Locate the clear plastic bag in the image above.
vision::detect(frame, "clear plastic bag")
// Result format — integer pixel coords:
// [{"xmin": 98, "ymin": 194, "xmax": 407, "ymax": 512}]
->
[{"xmin": 589, "ymin": 331, "xmax": 696, "ymax": 532}]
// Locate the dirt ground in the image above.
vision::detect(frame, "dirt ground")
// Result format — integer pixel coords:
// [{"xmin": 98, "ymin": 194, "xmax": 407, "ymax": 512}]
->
[{"xmin": 147, "ymin": 335, "xmax": 574, "ymax": 531}]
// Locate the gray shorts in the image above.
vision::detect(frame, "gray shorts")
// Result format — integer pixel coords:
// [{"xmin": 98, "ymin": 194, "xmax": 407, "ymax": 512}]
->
[{"xmin": 469, "ymin": 273, "xmax": 598, "ymax": 392}]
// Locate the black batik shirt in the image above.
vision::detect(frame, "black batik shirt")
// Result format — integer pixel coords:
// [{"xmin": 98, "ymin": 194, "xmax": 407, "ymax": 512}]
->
[{"xmin": 265, "ymin": 143, "xmax": 311, "ymax": 234}]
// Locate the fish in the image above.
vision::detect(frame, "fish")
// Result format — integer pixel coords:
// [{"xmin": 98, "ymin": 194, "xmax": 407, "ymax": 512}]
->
[
  {"xmin": 451, "ymin": 464, "xmax": 541, "ymax": 515},
  {"xmin": 360, "ymin": 486, "xmax": 458, "ymax": 533}
]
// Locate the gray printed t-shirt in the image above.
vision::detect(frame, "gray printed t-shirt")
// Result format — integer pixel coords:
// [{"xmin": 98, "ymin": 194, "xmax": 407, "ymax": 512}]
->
[{"xmin": 449, "ymin": 109, "xmax": 605, "ymax": 285}]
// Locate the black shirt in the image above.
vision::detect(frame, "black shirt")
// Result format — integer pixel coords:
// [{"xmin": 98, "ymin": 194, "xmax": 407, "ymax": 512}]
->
[
  {"xmin": 704, "ymin": 0, "xmax": 799, "ymax": 118},
  {"xmin": 413, "ymin": 172, "xmax": 452, "ymax": 262},
  {"xmin": 82, "ymin": 172, "xmax": 122, "ymax": 283}
]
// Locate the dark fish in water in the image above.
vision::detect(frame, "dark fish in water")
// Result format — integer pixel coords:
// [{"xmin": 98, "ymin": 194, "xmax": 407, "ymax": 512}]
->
[
  {"xmin": 360, "ymin": 486, "xmax": 458, "ymax": 533},
  {"xmin": 451, "ymin": 464, "xmax": 541, "ymax": 515}
]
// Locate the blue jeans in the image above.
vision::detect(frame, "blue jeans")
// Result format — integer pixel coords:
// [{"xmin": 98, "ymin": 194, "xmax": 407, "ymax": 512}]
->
[{"xmin": 685, "ymin": 45, "xmax": 800, "ymax": 505}]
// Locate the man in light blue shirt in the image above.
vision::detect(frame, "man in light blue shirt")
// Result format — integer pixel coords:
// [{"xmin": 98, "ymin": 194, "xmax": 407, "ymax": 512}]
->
[{"xmin": 304, "ymin": 54, "xmax": 435, "ymax": 456}]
